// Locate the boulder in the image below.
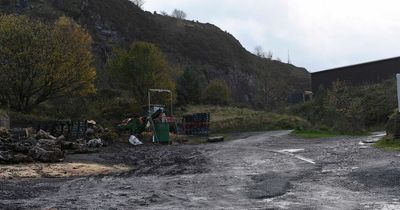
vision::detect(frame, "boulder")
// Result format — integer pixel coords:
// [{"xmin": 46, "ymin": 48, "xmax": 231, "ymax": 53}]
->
[
  {"xmin": 12, "ymin": 141, "xmax": 36, "ymax": 154},
  {"xmin": 87, "ymin": 138, "xmax": 103, "ymax": 148},
  {"xmin": 36, "ymin": 129, "xmax": 56, "ymax": 140},
  {"xmin": 29, "ymin": 146, "xmax": 64, "ymax": 163},
  {"xmin": 13, "ymin": 153, "xmax": 33, "ymax": 163},
  {"xmin": 0, "ymin": 127, "xmax": 10, "ymax": 139},
  {"xmin": 61, "ymin": 141, "xmax": 82, "ymax": 150},
  {"xmin": 0, "ymin": 151, "xmax": 13, "ymax": 163},
  {"xmin": 37, "ymin": 139, "xmax": 61, "ymax": 151}
]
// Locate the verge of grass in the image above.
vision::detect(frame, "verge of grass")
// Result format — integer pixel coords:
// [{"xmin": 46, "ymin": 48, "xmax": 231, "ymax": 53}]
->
[
  {"xmin": 291, "ymin": 129, "xmax": 370, "ymax": 139},
  {"xmin": 374, "ymin": 137, "xmax": 400, "ymax": 151},
  {"xmin": 177, "ymin": 105, "xmax": 310, "ymax": 133},
  {"xmin": 291, "ymin": 130, "xmax": 341, "ymax": 139}
]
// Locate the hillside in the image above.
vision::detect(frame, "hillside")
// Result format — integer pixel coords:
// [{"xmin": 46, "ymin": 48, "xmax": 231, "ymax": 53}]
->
[{"xmin": 0, "ymin": 0, "xmax": 310, "ymax": 108}]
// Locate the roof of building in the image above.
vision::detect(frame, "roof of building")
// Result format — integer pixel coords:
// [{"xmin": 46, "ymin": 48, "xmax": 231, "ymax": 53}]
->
[{"xmin": 313, "ymin": 56, "xmax": 400, "ymax": 74}]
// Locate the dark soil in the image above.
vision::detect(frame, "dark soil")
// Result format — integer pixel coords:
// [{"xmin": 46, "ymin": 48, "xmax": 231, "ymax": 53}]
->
[{"xmin": 1, "ymin": 131, "xmax": 400, "ymax": 209}]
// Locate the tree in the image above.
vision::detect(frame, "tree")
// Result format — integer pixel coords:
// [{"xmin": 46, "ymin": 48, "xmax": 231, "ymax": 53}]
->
[
  {"xmin": 172, "ymin": 9, "xmax": 187, "ymax": 19},
  {"xmin": 266, "ymin": 51, "xmax": 273, "ymax": 60},
  {"xmin": 130, "ymin": 0, "xmax": 145, "ymax": 8},
  {"xmin": 159, "ymin": 11, "xmax": 168, "ymax": 16},
  {"xmin": 177, "ymin": 66, "xmax": 207, "ymax": 104},
  {"xmin": 106, "ymin": 42, "xmax": 176, "ymax": 106},
  {"xmin": 0, "ymin": 15, "xmax": 96, "ymax": 113},
  {"xmin": 254, "ymin": 46, "xmax": 265, "ymax": 58},
  {"xmin": 202, "ymin": 80, "xmax": 231, "ymax": 105},
  {"xmin": 255, "ymin": 46, "xmax": 273, "ymax": 60}
]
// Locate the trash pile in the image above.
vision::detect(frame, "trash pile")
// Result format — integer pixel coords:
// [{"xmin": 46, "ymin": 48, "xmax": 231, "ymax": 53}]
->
[{"xmin": 0, "ymin": 121, "xmax": 108, "ymax": 164}]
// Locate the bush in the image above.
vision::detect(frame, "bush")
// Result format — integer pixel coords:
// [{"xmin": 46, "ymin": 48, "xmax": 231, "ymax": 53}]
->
[
  {"xmin": 177, "ymin": 66, "xmax": 207, "ymax": 105},
  {"xmin": 287, "ymin": 79, "xmax": 397, "ymax": 134},
  {"xmin": 202, "ymin": 80, "xmax": 232, "ymax": 105}
]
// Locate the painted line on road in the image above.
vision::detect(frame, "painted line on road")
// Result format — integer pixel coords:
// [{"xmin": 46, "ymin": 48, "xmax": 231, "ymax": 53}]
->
[
  {"xmin": 293, "ymin": 155, "xmax": 316, "ymax": 164},
  {"xmin": 274, "ymin": 149, "xmax": 316, "ymax": 165}
]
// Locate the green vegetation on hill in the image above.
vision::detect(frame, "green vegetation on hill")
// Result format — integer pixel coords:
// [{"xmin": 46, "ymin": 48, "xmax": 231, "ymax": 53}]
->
[{"xmin": 0, "ymin": 0, "xmax": 310, "ymax": 110}]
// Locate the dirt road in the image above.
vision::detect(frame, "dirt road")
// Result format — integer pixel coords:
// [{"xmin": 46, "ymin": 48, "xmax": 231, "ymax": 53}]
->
[{"xmin": 1, "ymin": 131, "xmax": 400, "ymax": 209}]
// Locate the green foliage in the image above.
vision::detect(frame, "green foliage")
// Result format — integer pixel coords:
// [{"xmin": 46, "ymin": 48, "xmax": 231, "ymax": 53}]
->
[
  {"xmin": 107, "ymin": 42, "xmax": 177, "ymax": 106},
  {"xmin": 291, "ymin": 130, "xmax": 341, "ymax": 139},
  {"xmin": 202, "ymin": 80, "xmax": 232, "ymax": 105},
  {"xmin": 0, "ymin": 14, "xmax": 96, "ymax": 113},
  {"xmin": 288, "ymin": 79, "xmax": 397, "ymax": 134},
  {"xmin": 179, "ymin": 105, "xmax": 310, "ymax": 133},
  {"xmin": 177, "ymin": 66, "xmax": 207, "ymax": 105},
  {"xmin": 375, "ymin": 137, "xmax": 400, "ymax": 151}
]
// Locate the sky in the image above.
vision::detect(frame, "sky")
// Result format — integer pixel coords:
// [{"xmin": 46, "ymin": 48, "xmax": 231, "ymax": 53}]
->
[{"xmin": 143, "ymin": 0, "xmax": 400, "ymax": 72}]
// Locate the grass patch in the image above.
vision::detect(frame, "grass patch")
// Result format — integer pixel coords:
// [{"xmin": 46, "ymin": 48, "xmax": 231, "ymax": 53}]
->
[
  {"xmin": 291, "ymin": 130, "xmax": 341, "ymax": 139},
  {"xmin": 177, "ymin": 105, "xmax": 310, "ymax": 133},
  {"xmin": 375, "ymin": 137, "xmax": 400, "ymax": 151}
]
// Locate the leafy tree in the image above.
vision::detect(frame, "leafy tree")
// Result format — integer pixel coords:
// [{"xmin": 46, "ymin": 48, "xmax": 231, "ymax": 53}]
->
[
  {"xmin": 177, "ymin": 66, "xmax": 207, "ymax": 104},
  {"xmin": 106, "ymin": 42, "xmax": 176, "ymax": 106},
  {"xmin": 172, "ymin": 9, "xmax": 187, "ymax": 19},
  {"xmin": 0, "ymin": 15, "xmax": 96, "ymax": 113},
  {"xmin": 202, "ymin": 80, "xmax": 231, "ymax": 105}
]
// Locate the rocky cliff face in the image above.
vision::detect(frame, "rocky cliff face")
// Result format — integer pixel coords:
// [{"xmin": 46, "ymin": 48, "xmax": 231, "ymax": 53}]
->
[{"xmin": 0, "ymin": 0, "xmax": 310, "ymax": 108}]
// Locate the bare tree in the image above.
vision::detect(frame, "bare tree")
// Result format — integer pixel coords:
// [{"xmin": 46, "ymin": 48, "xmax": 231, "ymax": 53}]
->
[
  {"xmin": 172, "ymin": 9, "xmax": 187, "ymax": 19},
  {"xmin": 131, "ymin": 0, "xmax": 145, "ymax": 9},
  {"xmin": 159, "ymin": 10, "xmax": 169, "ymax": 16},
  {"xmin": 255, "ymin": 46, "xmax": 274, "ymax": 60},
  {"xmin": 254, "ymin": 46, "xmax": 264, "ymax": 58},
  {"xmin": 266, "ymin": 51, "xmax": 273, "ymax": 60}
]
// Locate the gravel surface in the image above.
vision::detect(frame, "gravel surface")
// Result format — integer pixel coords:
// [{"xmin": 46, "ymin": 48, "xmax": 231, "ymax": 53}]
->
[{"xmin": 1, "ymin": 131, "xmax": 400, "ymax": 209}]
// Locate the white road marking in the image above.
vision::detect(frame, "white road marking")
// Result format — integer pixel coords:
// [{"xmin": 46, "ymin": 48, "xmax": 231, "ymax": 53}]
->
[
  {"xmin": 293, "ymin": 155, "xmax": 316, "ymax": 164},
  {"xmin": 278, "ymin": 149, "xmax": 305, "ymax": 153},
  {"xmin": 359, "ymin": 132, "xmax": 386, "ymax": 145},
  {"xmin": 275, "ymin": 149, "xmax": 316, "ymax": 165}
]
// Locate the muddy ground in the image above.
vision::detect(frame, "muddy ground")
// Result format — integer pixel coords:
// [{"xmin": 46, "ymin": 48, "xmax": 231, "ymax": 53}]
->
[{"xmin": 1, "ymin": 131, "xmax": 400, "ymax": 209}]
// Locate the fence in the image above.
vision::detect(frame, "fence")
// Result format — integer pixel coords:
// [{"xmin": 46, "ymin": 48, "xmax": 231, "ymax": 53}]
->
[
  {"xmin": 10, "ymin": 120, "xmax": 88, "ymax": 140},
  {"xmin": 183, "ymin": 113, "xmax": 210, "ymax": 136}
]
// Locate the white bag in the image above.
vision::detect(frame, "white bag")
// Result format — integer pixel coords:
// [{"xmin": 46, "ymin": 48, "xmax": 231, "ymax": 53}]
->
[{"xmin": 129, "ymin": 135, "xmax": 143, "ymax": 146}]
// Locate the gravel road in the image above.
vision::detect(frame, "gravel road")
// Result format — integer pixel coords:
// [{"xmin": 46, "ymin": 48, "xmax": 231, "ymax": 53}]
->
[{"xmin": 1, "ymin": 131, "xmax": 400, "ymax": 209}]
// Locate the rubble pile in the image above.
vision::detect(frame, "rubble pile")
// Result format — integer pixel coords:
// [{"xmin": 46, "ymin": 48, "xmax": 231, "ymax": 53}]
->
[{"xmin": 0, "ymin": 126, "xmax": 107, "ymax": 164}]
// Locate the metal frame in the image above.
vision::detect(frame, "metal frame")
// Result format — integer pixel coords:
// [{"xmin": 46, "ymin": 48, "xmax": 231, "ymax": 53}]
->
[{"xmin": 148, "ymin": 89, "xmax": 173, "ymax": 116}]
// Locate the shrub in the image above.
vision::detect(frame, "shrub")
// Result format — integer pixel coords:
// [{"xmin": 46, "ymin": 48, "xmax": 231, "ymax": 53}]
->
[
  {"xmin": 177, "ymin": 66, "xmax": 207, "ymax": 105},
  {"xmin": 202, "ymin": 80, "xmax": 232, "ymax": 105},
  {"xmin": 287, "ymin": 79, "xmax": 397, "ymax": 134}
]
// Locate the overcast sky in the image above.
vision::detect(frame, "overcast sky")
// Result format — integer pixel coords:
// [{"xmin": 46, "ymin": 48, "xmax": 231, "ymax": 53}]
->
[{"xmin": 143, "ymin": 0, "xmax": 400, "ymax": 72}]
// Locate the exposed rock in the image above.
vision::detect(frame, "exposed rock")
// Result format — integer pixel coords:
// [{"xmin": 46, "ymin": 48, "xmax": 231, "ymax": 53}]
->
[
  {"xmin": 0, "ymin": 126, "xmax": 110, "ymax": 164},
  {"xmin": 12, "ymin": 140, "xmax": 36, "ymax": 153},
  {"xmin": 87, "ymin": 138, "xmax": 103, "ymax": 148},
  {"xmin": 61, "ymin": 141, "xmax": 82, "ymax": 150},
  {"xmin": 0, "ymin": 127, "xmax": 10, "ymax": 139},
  {"xmin": 36, "ymin": 129, "xmax": 56, "ymax": 140},
  {"xmin": 29, "ymin": 146, "xmax": 64, "ymax": 163},
  {"xmin": 37, "ymin": 139, "xmax": 61, "ymax": 151},
  {"xmin": 0, "ymin": 151, "xmax": 13, "ymax": 164}
]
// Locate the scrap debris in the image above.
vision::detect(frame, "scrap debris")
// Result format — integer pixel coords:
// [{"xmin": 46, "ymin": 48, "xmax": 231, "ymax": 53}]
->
[{"xmin": 0, "ymin": 121, "xmax": 108, "ymax": 164}]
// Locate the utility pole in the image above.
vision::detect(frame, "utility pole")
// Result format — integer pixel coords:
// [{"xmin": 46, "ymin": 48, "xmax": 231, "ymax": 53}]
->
[{"xmin": 287, "ymin": 50, "xmax": 291, "ymax": 64}]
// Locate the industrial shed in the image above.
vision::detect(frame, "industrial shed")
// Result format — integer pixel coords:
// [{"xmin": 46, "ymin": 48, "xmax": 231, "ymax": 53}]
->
[{"xmin": 312, "ymin": 57, "xmax": 400, "ymax": 93}]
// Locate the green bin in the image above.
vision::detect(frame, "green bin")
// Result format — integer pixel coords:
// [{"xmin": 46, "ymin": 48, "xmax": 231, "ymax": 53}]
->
[{"xmin": 154, "ymin": 122, "xmax": 170, "ymax": 143}]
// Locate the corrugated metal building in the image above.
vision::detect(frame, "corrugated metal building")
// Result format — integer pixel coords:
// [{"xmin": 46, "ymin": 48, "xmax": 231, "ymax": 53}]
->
[{"xmin": 312, "ymin": 57, "xmax": 400, "ymax": 93}]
